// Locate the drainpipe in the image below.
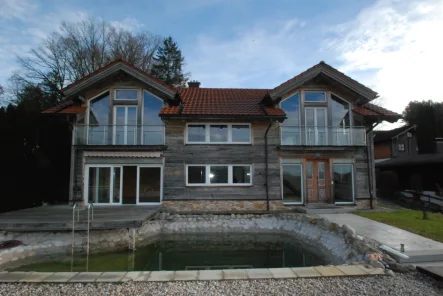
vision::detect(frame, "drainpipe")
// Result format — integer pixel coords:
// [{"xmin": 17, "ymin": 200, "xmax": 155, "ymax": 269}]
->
[
  {"xmin": 264, "ymin": 120, "xmax": 273, "ymax": 212},
  {"xmin": 366, "ymin": 121, "xmax": 379, "ymax": 210}
]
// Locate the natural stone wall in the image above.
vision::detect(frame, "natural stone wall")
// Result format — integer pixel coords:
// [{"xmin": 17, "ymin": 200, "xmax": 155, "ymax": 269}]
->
[
  {"xmin": 0, "ymin": 212, "xmax": 383, "ymax": 269},
  {"xmin": 162, "ymin": 200, "xmax": 287, "ymax": 212},
  {"xmin": 356, "ymin": 199, "xmax": 378, "ymax": 209}
]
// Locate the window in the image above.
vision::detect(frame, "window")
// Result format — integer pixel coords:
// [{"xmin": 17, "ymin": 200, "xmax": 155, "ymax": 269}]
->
[
  {"xmin": 333, "ymin": 164, "xmax": 354, "ymax": 203},
  {"xmin": 115, "ymin": 89, "xmax": 138, "ymax": 100},
  {"xmin": 186, "ymin": 123, "xmax": 251, "ymax": 144},
  {"xmin": 282, "ymin": 164, "xmax": 303, "ymax": 203},
  {"xmin": 113, "ymin": 106, "xmax": 137, "ymax": 145},
  {"xmin": 398, "ymin": 143, "xmax": 405, "ymax": 151},
  {"xmin": 281, "ymin": 93, "xmax": 301, "ymax": 145},
  {"xmin": 304, "ymin": 91, "xmax": 326, "ymax": 102},
  {"xmin": 88, "ymin": 92, "xmax": 110, "ymax": 144},
  {"xmin": 186, "ymin": 165, "xmax": 252, "ymax": 186},
  {"xmin": 142, "ymin": 90, "xmax": 164, "ymax": 145}
]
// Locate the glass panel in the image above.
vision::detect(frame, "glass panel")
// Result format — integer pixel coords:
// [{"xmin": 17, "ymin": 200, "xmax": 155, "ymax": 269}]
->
[
  {"xmin": 188, "ymin": 166, "xmax": 206, "ymax": 184},
  {"xmin": 143, "ymin": 91, "xmax": 164, "ymax": 145},
  {"xmin": 139, "ymin": 167, "xmax": 161, "ymax": 203},
  {"xmin": 333, "ymin": 164, "xmax": 354, "ymax": 203},
  {"xmin": 89, "ymin": 93, "xmax": 110, "ymax": 144},
  {"xmin": 127, "ymin": 107, "xmax": 137, "ymax": 145},
  {"xmin": 88, "ymin": 167, "xmax": 111, "ymax": 203},
  {"xmin": 282, "ymin": 165, "xmax": 302, "ymax": 203},
  {"xmin": 210, "ymin": 125, "xmax": 228, "ymax": 142},
  {"xmin": 113, "ymin": 167, "xmax": 121, "ymax": 203},
  {"xmin": 331, "ymin": 94, "xmax": 350, "ymax": 127},
  {"xmin": 116, "ymin": 89, "xmax": 138, "ymax": 100},
  {"xmin": 188, "ymin": 125, "xmax": 206, "ymax": 142},
  {"xmin": 232, "ymin": 125, "xmax": 250, "ymax": 143},
  {"xmin": 305, "ymin": 92, "xmax": 326, "ymax": 102},
  {"xmin": 210, "ymin": 166, "xmax": 228, "ymax": 184},
  {"xmin": 316, "ymin": 109, "xmax": 327, "ymax": 145},
  {"xmin": 318, "ymin": 162, "xmax": 325, "ymax": 180},
  {"xmin": 281, "ymin": 93, "xmax": 300, "ymax": 145},
  {"xmin": 316, "ymin": 109, "xmax": 326, "ymax": 126},
  {"xmin": 307, "ymin": 162, "xmax": 313, "ymax": 179},
  {"xmin": 233, "ymin": 166, "xmax": 251, "ymax": 184},
  {"xmin": 305, "ymin": 109, "xmax": 314, "ymax": 126},
  {"xmin": 114, "ymin": 107, "xmax": 125, "ymax": 145}
]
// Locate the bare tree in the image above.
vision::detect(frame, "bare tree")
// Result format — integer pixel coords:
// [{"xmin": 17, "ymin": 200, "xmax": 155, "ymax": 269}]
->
[{"xmin": 15, "ymin": 18, "xmax": 162, "ymax": 91}]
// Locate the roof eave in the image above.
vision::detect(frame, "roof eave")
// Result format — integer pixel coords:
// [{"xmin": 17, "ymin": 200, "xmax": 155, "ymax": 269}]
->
[
  {"xmin": 63, "ymin": 63, "xmax": 176, "ymax": 100},
  {"xmin": 159, "ymin": 114, "xmax": 287, "ymax": 121}
]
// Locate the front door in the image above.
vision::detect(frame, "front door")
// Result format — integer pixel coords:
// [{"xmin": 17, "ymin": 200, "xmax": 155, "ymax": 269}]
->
[{"xmin": 306, "ymin": 160, "xmax": 329, "ymax": 202}]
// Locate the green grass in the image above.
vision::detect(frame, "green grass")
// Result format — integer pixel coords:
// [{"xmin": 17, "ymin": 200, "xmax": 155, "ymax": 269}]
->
[{"xmin": 354, "ymin": 210, "xmax": 443, "ymax": 243}]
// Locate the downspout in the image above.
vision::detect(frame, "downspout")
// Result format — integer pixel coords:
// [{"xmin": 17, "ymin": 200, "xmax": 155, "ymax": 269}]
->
[
  {"xmin": 264, "ymin": 120, "xmax": 272, "ymax": 212},
  {"xmin": 366, "ymin": 121, "xmax": 379, "ymax": 210}
]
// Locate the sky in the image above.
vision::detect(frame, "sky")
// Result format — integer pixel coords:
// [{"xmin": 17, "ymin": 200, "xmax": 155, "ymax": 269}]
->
[{"xmin": 1, "ymin": 0, "xmax": 442, "ymax": 125}]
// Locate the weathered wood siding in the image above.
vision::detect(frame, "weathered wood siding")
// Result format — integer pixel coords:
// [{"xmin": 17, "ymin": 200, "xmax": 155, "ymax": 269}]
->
[{"xmin": 163, "ymin": 120, "xmax": 281, "ymax": 201}]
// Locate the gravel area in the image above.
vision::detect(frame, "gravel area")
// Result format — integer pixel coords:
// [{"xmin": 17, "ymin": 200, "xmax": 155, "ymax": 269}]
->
[{"xmin": 0, "ymin": 273, "xmax": 441, "ymax": 296}]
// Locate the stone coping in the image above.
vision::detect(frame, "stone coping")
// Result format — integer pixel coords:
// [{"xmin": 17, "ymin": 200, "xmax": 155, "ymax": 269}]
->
[{"xmin": 0, "ymin": 265, "xmax": 386, "ymax": 283}]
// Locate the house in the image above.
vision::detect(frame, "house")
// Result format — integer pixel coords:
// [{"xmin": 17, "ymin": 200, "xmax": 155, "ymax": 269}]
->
[
  {"xmin": 43, "ymin": 59, "xmax": 399, "ymax": 211},
  {"xmin": 374, "ymin": 125, "xmax": 443, "ymax": 196},
  {"xmin": 373, "ymin": 125, "xmax": 417, "ymax": 163}
]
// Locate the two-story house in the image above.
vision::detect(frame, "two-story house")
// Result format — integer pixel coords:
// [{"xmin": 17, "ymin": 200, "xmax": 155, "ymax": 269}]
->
[{"xmin": 43, "ymin": 59, "xmax": 399, "ymax": 211}]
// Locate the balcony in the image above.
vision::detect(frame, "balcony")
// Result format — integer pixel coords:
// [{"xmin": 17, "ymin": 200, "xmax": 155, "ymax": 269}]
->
[
  {"xmin": 281, "ymin": 126, "xmax": 366, "ymax": 146},
  {"xmin": 74, "ymin": 124, "xmax": 164, "ymax": 145}
]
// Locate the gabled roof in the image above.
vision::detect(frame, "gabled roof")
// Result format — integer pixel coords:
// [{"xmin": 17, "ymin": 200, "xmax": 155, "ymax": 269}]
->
[
  {"xmin": 353, "ymin": 103, "xmax": 401, "ymax": 122},
  {"xmin": 374, "ymin": 125, "xmax": 416, "ymax": 143},
  {"xmin": 62, "ymin": 59, "xmax": 177, "ymax": 99},
  {"xmin": 271, "ymin": 61, "xmax": 378, "ymax": 101},
  {"xmin": 160, "ymin": 88, "xmax": 286, "ymax": 118}
]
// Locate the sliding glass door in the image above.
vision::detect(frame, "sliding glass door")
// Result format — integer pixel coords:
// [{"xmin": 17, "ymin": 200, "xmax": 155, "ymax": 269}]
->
[
  {"xmin": 137, "ymin": 166, "xmax": 162, "ymax": 204},
  {"xmin": 281, "ymin": 164, "xmax": 303, "ymax": 204},
  {"xmin": 86, "ymin": 166, "xmax": 122, "ymax": 204},
  {"xmin": 333, "ymin": 164, "xmax": 354, "ymax": 204}
]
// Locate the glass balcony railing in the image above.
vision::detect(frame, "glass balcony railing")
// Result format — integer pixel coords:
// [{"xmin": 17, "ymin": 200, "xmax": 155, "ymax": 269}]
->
[
  {"xmin": 281, "ymin": 126, "xmax": 366, "ymax": 146},
  {"xmin": 74, "ymin": 124, "xmax": 165, "ymax": 145}
]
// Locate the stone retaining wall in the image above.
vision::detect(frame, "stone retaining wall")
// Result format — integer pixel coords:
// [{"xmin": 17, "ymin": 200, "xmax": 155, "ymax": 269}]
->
[
  {"xmin": 161, "ymin": 200, "xmax": 286, "ymax": 212},
  {"xmin": 0, "ymin": 212, "xmax": 382, "ymax": 269}
]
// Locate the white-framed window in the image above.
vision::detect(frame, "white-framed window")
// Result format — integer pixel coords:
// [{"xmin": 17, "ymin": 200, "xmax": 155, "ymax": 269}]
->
[
  {"xmin": 304, "ymin": 91, "xmax": 326, "ymax": 102},
  {"xmin": 115, "ymin": 89, "xmax": 138, "ymax": 100},
  {"xmin": 398, "ymin": 143, "xmax": 405, "ymax": 151},
  {"xmin": 186, "ymin": 164, "xmax": 252, "ymax": 186},
  {"xmin": 186, "ymin": 123, "xmax": 251, "ymax": 144}
]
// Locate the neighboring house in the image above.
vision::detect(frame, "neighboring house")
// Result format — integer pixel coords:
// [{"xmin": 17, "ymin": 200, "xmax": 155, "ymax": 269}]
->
[
  {"xmin": 43, "ymin": 59, "xmax": 399, "ymax": 211},
  {"xmin": 375, "ymin": 125, "xmax": 443, "ymax": 196},
  {"xmin": 373, "ymin": 125, "xmax": 417, "ymax": 163}
]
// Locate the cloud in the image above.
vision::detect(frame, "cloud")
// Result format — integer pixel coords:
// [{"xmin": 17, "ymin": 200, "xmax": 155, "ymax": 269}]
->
[
  {"xmin": 185, "ymin": 18, "xmax": 315, "ymax": 88},
  {"xmin": 110, "ymin": 17, "xmax": 144, "ymax": 32},
  {"xmin": 0, "ymin": 0, "xmax": 37, "ymax": 21},
  {"xmin": 326, "ymin": 0, "xmax": 443, "ymax": 117}
]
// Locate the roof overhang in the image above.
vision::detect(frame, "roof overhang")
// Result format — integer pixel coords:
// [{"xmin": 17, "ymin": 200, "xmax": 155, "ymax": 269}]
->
[
  {"xmin": 62, "ymin": 61, "xmax": 176, "ymax": 100},
  {"xmin": 270, "ymin": 62, "xmax": 378, "ymax": 102}
]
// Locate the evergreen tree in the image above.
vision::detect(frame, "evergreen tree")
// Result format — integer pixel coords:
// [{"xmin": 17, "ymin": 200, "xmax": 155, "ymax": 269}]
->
[{"xmin": 151, "ymin": 36, "xmax": 190, "ymax": 87}]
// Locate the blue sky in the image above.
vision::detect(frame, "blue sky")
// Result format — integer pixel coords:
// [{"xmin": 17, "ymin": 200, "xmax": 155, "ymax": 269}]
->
[{"xmin": 1, "ymin": 0, "xmax": 442, "ymax": 118}]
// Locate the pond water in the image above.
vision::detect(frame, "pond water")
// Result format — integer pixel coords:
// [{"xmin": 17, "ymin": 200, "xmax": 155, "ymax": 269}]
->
[{"xmin": 7, "ymin": 233, "xmax": 327, "ymax": 272}]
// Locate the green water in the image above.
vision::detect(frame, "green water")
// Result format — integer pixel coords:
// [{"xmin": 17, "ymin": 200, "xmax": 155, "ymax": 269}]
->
[{"xmin": 7, "ymin": 233, "xmax": 327, "ymax": 272}]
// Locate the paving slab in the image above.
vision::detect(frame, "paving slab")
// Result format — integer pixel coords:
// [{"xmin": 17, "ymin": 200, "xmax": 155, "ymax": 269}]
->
[
  {"xmin": 223, "ymin": 269, "xmax": 248, "ymax": 280},
  {"xmin": 198, "ymin": 270, "xmax": 223, "ymax": 281},
  {"xmin": 174, "ymin": 270, "xmax": 198, "ymax": 281},
  {"xmin": 96, "ymin": 272, "xmax": 126, "ymax": 282},
  {"xmin": 132, "ymin": 272, "xmax": 151, "ymax": 281},
  {"xmin": 246, "ymin": 268, "xmax": 272, "ymax": 279},
  {"xmin": 417, "ymin": 266, "xmax": 443, "ymax": 281},
  {"xmin": 269, "ymin": 268, "xmax": 297, "ymax": 279},
  {"xmin": 121, "ymin": 271, "xmax": 144, "ymax": 282},
  {"xmin": 20, "ymin": 272, "xmax": 54, "ymax": 282},
  {"xmin": 0, "ymin": 272, "xmax": 31, "ymax": 282},
  {"xmin": 336, "ymin": 265, "xmax": 369, "ymax": 276},
  {"xmin": 319, "ymin": 213, "xmax": 443, "ymax": 253},
  {"xmin": 148, "ymin": 271, "xmax": 175, "ymax": 282},
  {"xmin": 69, "ymin": 272, "xmax": 103, "ymax": 282},
  {"xmin": 292, "ymin": 267, "xmax": 321, "ymax": 278},
  {"xmin": 314, "ymin": 266, "xmax": 346, "ymax": 277},
  {"xmin": 43, "ymin": 272, "xmax": 79, "ymax": 283},
  {"xmin": 356, "ymin": 265, "xmax": 385, "ymax": 275}
]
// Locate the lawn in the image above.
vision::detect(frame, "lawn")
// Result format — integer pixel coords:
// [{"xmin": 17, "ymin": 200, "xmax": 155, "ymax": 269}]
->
[{"xmin": 354, "ymin": 209, "xmax": 443, "ymax": 243}]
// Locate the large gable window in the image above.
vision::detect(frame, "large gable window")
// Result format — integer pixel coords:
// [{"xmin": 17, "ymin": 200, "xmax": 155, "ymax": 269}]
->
[
  {"xmin": 281, "ymin": 93, "xmax": 301, "ymax": 145},
  {"xmin": 88, "ymin": 92, "xmax": 110, "ymax": 144},
  {"xmin": 186, "ymin": 165, "xmax": 252, "ymax": 186},
  {"xmin": 186, "ymin": 123, "xmax": 251, "ymax": 144},
  {"xmin": 142, "ymin": 90, "xmax": 164, "ymax": 145}
]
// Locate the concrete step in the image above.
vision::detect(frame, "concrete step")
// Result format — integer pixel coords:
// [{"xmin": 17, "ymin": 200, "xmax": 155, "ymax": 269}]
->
[
  {"xmin": 402, "ymin": 250, "xmax": 443, "ymax": 263},
  {"xmin": 416, "ymin": 265, "xmax": 443, "ymax": 281}
]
